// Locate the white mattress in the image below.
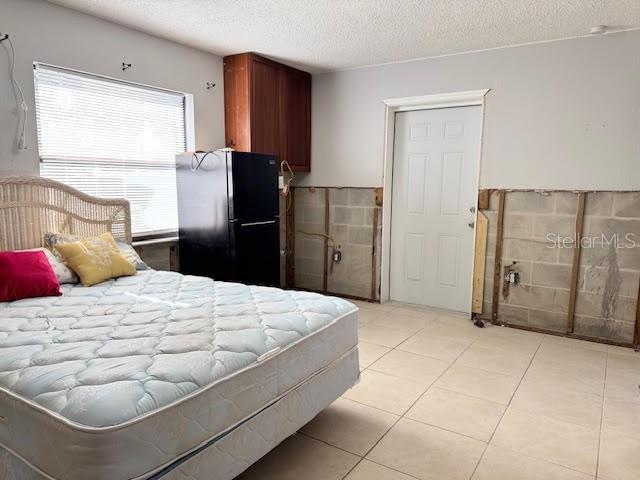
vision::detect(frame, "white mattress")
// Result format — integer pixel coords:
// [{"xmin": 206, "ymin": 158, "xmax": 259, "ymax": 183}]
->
[
  {"xmin": 0, "ymin": 270, "xmax": 359, "ymax": 480},
  {"xmin": 0, "ymin": 347, "xmax": 360, "ymax": 480}
]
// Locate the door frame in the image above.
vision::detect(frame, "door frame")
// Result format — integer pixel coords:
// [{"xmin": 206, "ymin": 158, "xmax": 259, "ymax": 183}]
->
[{"xmin": 380, "ymin": 89, "xmax": 490, "ymax": 310}]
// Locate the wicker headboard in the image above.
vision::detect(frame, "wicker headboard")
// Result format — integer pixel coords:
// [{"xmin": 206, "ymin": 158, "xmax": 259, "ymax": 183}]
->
[{"xmin": 0, "ymin": 176, "xmax": 132, "ymax": 251}]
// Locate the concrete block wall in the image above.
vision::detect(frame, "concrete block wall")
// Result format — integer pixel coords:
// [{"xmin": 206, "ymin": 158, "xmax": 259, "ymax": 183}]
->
[
  {"xmin": 481, "ymin": 190, "xmax": 640, "ymax": 344},
  {"xmin": 294, "ymin": 188, "xmax": 326, "ymax": 291},
  {"xmin": 327, "ymin": 188, "xmax": 380, "ymax": 299},
  {"xmin": 497, "ymin": 191, "xmax": 573, "ymax": 333},
  {"xmin": 291, "ymin": 187, "xmax": 381, "ymax": 300},
  {"xmin": 290, "ymin": 186, "xmax": 639, "ymax": 343},
  {"xmin": 570, "ymin": 192, "xmax": 640, "ymax": 342}
]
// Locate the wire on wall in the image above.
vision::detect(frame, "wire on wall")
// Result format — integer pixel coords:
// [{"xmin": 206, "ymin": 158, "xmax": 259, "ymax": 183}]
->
[
  {"xmin": 190, "ymin": 149, "xmax": 227, "ymax": 172},
  {"xmin": 296, "ymin": 230, "xmax": 342, "ymax": 275},
  {"xmin": 296, "ymin": 231, "xmax": 336, "ymax": 247},
  {"xmin": 280, "ymin": 160, "xmax": 294, "ymax": 211},
  {"xmin": 1, "ymin": 33, "xmax": 28, "ymax": 150}
]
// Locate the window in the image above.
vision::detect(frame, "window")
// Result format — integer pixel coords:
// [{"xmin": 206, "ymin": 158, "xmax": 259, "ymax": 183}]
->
[{"xmin": 34, "ymin": 64, "xmax": 189, "ymax": 237}]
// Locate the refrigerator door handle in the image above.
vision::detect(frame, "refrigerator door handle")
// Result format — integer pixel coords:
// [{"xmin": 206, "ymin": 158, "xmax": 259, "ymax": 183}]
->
[{"xmin": 239, "ymin": 220, "xmax": 277, "ymax": 227}]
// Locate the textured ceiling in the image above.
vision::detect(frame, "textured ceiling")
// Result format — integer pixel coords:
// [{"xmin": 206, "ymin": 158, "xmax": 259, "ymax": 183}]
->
[{"xmin": 49, "ymin": 0, "xmax": 640, "ymax": 73}]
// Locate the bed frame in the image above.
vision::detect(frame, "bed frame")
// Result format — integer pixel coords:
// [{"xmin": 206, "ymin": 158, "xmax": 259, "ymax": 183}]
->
[{"xmin": 0, "ymin": 175, "xmax": 131, "ymax": 251}]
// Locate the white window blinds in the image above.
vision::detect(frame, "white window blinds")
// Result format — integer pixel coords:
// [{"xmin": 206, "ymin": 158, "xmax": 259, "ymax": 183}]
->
[{"xmin": 34, "ymin": 64, "xmax": 186, "ymax": 237}]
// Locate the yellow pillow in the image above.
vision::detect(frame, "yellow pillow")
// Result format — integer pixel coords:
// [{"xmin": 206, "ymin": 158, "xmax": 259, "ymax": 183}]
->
[{"xmin": 54, "ymin": 233, "xmax": 136, "ymax": 286}]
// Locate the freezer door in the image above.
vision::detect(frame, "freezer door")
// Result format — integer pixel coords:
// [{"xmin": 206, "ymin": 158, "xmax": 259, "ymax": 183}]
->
[
  {"xmin": 233, "ymin": 219, "xmax": 280, "ymax": 287},
  {"xmin": 230, "ymin": 152, "xmax": 279, "ymax": 222}
]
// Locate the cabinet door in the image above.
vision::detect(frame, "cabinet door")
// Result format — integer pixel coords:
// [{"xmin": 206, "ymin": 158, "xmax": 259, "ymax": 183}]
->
[
  {"xmin": 223, "ymin": 54, "xmax": 251, "ymax": 151},
  {"xmin": 280, "ymin": 67, "xmax": 311, "ymax": 171},
  {"xmin": 250, "ymin": 56, "xmax": 280, "ymax": 157}
]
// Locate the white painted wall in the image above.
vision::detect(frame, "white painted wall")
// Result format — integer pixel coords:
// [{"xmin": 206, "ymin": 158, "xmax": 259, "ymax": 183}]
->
[
  {"xmin": 303, "ymin": 30, "xmax": 640, "ymax": 190},
  {"xmin": 0, "ymin": 0, "xmax": 225, "ymax": 175}
]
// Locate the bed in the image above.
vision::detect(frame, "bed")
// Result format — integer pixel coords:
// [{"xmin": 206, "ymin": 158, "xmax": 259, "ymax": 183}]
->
[{"xmin": 0, "ymin": 176, "xmax": 360, "ymax": 480}]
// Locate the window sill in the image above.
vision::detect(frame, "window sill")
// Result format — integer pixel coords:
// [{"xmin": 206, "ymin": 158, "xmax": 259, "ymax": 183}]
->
[{"xmin": 132, "ymin": 236, "xmax": 179, "ymax": 247}]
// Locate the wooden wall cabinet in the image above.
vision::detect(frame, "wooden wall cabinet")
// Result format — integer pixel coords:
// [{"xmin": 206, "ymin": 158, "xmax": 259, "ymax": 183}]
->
[{"xmin": 224, "ymin": 53, "xmax": 311, "ymax": 172}]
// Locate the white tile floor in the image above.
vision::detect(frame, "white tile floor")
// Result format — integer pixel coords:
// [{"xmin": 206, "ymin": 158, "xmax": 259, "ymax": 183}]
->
[{"xmin": 238, "ymin": 301, "xmax": 640, "ymax": 480}]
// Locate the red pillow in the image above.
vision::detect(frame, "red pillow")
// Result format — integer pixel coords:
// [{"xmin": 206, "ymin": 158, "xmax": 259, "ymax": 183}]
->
[{"xmin": 0, "ymin": 251, "xmax": 62, "ymax": 302}]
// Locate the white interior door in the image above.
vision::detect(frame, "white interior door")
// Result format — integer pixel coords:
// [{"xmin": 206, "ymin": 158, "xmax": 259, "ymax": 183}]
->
[{"xmin": 389, "ymin": 106, "xmax": 481, "ymax": 313}]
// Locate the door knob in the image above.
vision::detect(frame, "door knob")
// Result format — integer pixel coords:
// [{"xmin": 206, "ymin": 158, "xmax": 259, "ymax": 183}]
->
[
  {"xmin": 469, "ymin": 206, "xmax": 476, "ymax": 213},
  {"xmin": 468, "ymin": 221, "xmax": 475, "ymax": 229}
]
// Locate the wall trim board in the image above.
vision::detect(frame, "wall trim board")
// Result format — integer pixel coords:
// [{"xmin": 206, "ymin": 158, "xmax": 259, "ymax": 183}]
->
[
  {"xmin": 491, "ymin": 191, "xmax": 506, "ymax": 321},
  {"xmin": 566, "ymin": 192, "xmax": 586, "ymax": 334},
  {"xmin": 383, "ymin": 89, "xmax": 490, "ymax": 111},
  {"xmin": 380, "ymin": 89, "xmax": 490, "ymax": 303},
  {"xmin": 491, "ymin": 320, "xmax": 635, "ymax": 349}
]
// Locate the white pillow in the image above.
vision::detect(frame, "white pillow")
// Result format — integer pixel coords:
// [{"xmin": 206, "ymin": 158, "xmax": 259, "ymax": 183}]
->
[{"xmin": 22, "ymin": 248, "xmax": 79, "ymax": 284}]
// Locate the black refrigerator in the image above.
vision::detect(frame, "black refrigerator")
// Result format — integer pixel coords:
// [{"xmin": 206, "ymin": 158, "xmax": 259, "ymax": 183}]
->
[{"xmin": 176, "ymin": 150, "xmax": 280, "ymax": 287}]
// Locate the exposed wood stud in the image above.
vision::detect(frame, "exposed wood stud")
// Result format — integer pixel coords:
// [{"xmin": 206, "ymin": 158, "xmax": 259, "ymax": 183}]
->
[
  {"xmin": 491, "ymin": 191, "xmax": 505, "ymax": 321},
  {"xmin": 370, "ymin": 207, "xmax": 379, "ymax": 301},
  {"xmin": 323, "ymin": 188, "xmax": 330, "ymax": 292},
  {"xmin": 477, "ymin": 189, "xmax": 490, "ymax": 210},
  {"xmin": 634, "ymin": 275, "xmax": 640, "ymax": 349},
  {"xmin": 472, "ymin": 211, "xmax": 488, "ymax": 314},
  {"xmin": 566, "ymin": 192, "xmax": 586, "ymax": 334},
  {"xmin": 285, "ymin": 188, "xmax": 296, "ymax": 287},
  {"xmin": 374, "ymin": 187, "xmax": 384, "ymax": 207}
]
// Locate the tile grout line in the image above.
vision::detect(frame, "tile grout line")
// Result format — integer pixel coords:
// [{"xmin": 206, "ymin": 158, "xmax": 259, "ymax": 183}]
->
[
  {"xmin": 594, "ymin": 350, "xmax": 609, "ymax": 479},
  {"xmin": 481, "ymin": 341, "xmax": 605, "ymax": 477},
  {"xmin": 360, "ymin": 317, "xmax": 436, "ymax": 352},
  {"xmin": 346, "ymin": 307, "xmax": 620, "ymax": 480},
  {"xmin": 340, "ymin": 394, "xmax": 407, "ymax": 417},
  {"xmin": 359, "ymin": 458, "xmax": 425, "ymax": 480},
  {"xmin": 308, "ymin": 305, "xmax": 433, "ymax": 480},
  {"xmin": 296, "ymin": 431, "xmax": 361, "ymax": 458},
  {"xmin": 338, "ymin": 328, "xmax": 480, "ymax": 480},
  {"xmin": 339, "ymin": 394, "xmax": 501, "ymax": 447},
  {"xmin": 361, "ymin": 311, "xmax": 624, "ymax": 478},
  {"xmin": 339, "ymin": 459, "xmax": 363, "ymax": 479},
  {"xmin": 466, "ymin": 335, "xmax": 545, "ymax": 480},
  {"xmin": 338, "ymin": 317, "xmax": 435, "ymax": 480}
]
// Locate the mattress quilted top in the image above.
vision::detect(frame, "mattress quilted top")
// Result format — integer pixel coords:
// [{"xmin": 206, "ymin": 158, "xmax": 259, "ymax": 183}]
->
[{"xmin": 0, "ymin": 270, "xmax": 356, "ymax": 428}]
